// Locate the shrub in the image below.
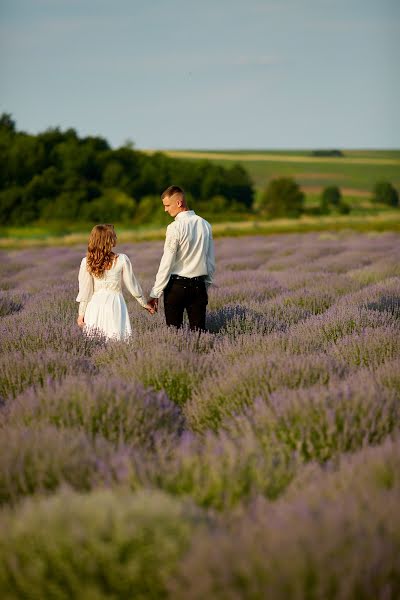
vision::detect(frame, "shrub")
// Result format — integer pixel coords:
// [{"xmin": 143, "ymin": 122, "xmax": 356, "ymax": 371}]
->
[
  {"xmin": 185, "ymin": 352, "xmax": 348, "ymax": 432},
  {"xmin": 373, "ymin": 181, "xmax": 399, "ymax": 207},
  {"xmin": 258, "ymin": 177, "xmax": 304, "ymax": 218},
  {"xmin": 94, "ymin": 338, "xmax": 213, "ymax": 406},
  {"xmin": 80, "ymin": 189, "xmax": 137, "ymax": 222},
  {"xmin": 0, "ymin": 488, "xmax": 204, "ymax": 598},
  {"xmin": 142, "ymin": 427, "xmax": 296, "ymax": 509},
  {"xmin": 320, "ymin": 185, "xmax": 351, "ymax": 215},
  {"xmin": 221, "ymin": 374, "xmax": 399, "ymax": 463},
  {"xmin": 0, "ymin": 349, "xmax": 97, "ymax": 400},
  {"xmin": 170, "ymin": 438, "xmax": 400, "ymax": 600},
  {"xmin": 0, "ymin": 292, "xmax": 23, "ymax": 317},
  {"xmin": 329, "ymin": 325, "xmax": 400, "ymax": 368},
  {"xmin": 320, "ymin": 185, "xmax": 342, "ymax": 213},
  {"xmin": 6, "ymin": 375, "xmax": 184, "ymax": 450},
  {"xmin": 0, "ymin": 426, "xmax": 135, "ymax": 506},
  {"xmin": 312, "ymin": 149, "xmax": 343, "ymax": 157}
]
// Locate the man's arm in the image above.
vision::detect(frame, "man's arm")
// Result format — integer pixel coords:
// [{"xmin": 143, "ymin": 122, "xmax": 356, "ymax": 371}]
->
[
  {"xmin": 149, "ymin": 223, "xmax": 179, "ymax": 299},
  {"xmin": 205, "ymin": 228, "xmax": 215, "ymax": 288}
]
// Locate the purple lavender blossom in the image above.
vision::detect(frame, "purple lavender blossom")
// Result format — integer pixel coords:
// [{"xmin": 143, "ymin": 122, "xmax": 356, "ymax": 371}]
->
[{"xmin": 0, "ymin": 232, "xmax": 399, "ymax": 596}]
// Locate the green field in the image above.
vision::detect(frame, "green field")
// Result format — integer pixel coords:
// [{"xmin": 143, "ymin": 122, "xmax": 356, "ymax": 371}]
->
[{"xmin": 148, "ymin": 149, "xmax": 400, "ymax": 199}]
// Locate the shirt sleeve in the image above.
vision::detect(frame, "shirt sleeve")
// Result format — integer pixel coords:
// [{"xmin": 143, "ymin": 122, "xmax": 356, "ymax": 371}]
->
[
  {"xmin": 150, "ymin": 223, "xmax": 179, "ymax": 298},
  {"xmin": 76, "ymin": 257, "xmax": 93, "ymax": 316},
  {"xmin": 121, "ymin": 254, "xmax": 147, "ymax": 307},
  {"xmin": 205, "ymin": 227, "xmax": 216, "ymax": 288}
]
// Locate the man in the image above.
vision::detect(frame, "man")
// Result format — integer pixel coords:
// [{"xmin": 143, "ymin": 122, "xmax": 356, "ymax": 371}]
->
[{"xmin": 148, "ymin": 185, "xmax": 215, "ymax": 331}]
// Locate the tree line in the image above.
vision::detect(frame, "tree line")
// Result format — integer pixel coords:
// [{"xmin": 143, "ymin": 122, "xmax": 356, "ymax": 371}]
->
[
  {"xmin": 1, "ymin": 114, "xmax": 398, "ymax": 226},
  {"xmin": 0, "ymin": 114, "xmax": 254, "ymax": 225}
]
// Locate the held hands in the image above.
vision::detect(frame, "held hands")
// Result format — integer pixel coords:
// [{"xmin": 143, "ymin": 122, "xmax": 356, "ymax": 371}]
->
[
  {"xmin": 77, "ymin": 315, "xmax": 85, "ymax": 328},
  {"xmin": 144, "ymin": 303, "xmax": 156, "ymax": 315},
  {"xmin": 147, "ymin": 297, "xmax": 158, "ymax": 314}
]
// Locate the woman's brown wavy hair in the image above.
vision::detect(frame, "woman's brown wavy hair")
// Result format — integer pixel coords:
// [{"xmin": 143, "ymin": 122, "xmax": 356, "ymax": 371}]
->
[{"xmin": 86, "ymin": 224, "xmax": 117, "ymax": 278}]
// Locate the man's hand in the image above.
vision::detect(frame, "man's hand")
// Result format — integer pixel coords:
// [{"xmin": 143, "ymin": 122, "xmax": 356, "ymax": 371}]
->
[
  {"xmin": 77, "ymin": 315, "xmax": 85, "ymax": 328},
  {"xmin": 148, "ymin": 297, "xmax": 158, "ymax": 313},
  {"xmin": 144, "ymin": 303, "xmax": 155, "ymax": 315}
]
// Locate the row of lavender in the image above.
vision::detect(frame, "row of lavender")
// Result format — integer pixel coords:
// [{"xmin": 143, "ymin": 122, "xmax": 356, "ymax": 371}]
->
[{"xmin": 0, "ymin": 232, "xmax": 399, "ymax": 598}]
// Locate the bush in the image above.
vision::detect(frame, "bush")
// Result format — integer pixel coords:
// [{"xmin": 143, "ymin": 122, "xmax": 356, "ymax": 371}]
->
[
  {"xmin": 7, "ymin": 375, "xmax": 184, "ymax": 450},
  {"xmin": 221, "ymin": 375, "xmax": 399, "ymax": 463},
  {"xmin": 320, "ymin": 186, "xmax": 351, "ymax": 215},
  {"xmin": 338, "ymin": 200, "xmax": 351, "ymax": 214},
  {"xmin": 94, "ymin": 337, "xmax": 212, "ymax": 406},
  {"xmin": 0, "ymin": 349, "xmax": 97, "ymax": 400},
  {"xmin": 170, "ymin": 438, "xmax": 400, "ymax": 600},
  {"xmin": 134, "ymin": 195, "xmax": 169, "ymax": 225},
  {"xmin": 185, "ymin": 352, "xmax": 347, "ymax": 432},
  {"xmin": 0, "ymin": 488, "xmax": 203, "ymax": 598},
  {"xmin": 258, "ymin": 177, "xmax": 304, "ymax": 218},
  {"xmin": 320, "ymin": 185, "xmax": 341, "ymax": 214},
  {"xmin": 144, "ymin": 427, "xmax": 296, "ymax": 509},
  {"xmin": 80, "ymin": 189, "xmax": 136, "ymax": 222},
  {"xmin": 373, "ymin": 181, "xmax": 399, "ymax": 207},
  {"xmin": 322, "ymin": 185, "xmax": 341, "ymax": 207},
  {"xmin": 0, "ymin": 426, "xmax": 134, "ymax": 505},
  {"xmin": 312, "ymin": 149, "xmax": 343, "ymax": 157}
]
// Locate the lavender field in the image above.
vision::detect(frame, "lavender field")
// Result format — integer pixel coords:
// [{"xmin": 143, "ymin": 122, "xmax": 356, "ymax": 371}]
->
[{"xmin": 1, "ymin": 232, "xmax": 400, "ymax": 599}]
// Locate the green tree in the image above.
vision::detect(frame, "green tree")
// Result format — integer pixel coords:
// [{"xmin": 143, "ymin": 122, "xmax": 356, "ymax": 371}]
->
[
  {"xmin": 134, "ymin": 195, "xmax": 169, "ymax": 226},
  {"xmin": 7, "ymin": 134, "xmax": 46, "ymax": 186},
  {"xmin": 81, "ymin": 189, "xmax": 136, "ymax": 222},
  {"xmin": 208, "ymin": 195, "xmax": 229, "ymax": 213},
  {"xmin": 102, "ymin": 161, "xmax": 125, "ymax": 188},
  {"xmin": 373, "ymin": 181, "xmax": 399, "ymax": 207},
  {"xmin": 0, "ymin": 117, "xmax": 255, "ymax": 224},
  {"xmin": 259, "ymin": 177, "xmax": 304, "ymax": 218},
  {"xmin": 320, "ymin": 185, "xmax": 342, "ymax": 214},
  {"xmin": 200, "ymin": 167, "xmax": 227, "ymax": 201},
  {"xmin": 0, "ymin": 186, "xmax": 24, "ymax": 223},
  {"xmin": 0, "ymin": 113, "xmax": 16, "ymax": 134},
  {"xmin": 225, "ymin": 163, "xmax": 254, "ymax": 209}
]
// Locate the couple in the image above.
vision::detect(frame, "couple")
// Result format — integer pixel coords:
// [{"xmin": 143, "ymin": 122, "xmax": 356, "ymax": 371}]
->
[{"xmin": 76, "ymin": 186, "xmax": 215, "ymax": 340}]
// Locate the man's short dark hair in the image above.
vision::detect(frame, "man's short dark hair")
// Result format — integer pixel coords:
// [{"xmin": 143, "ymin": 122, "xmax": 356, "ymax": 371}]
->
[{"xmin": 161, "ymin": 185, "xmax": 185, "ymax": 200}]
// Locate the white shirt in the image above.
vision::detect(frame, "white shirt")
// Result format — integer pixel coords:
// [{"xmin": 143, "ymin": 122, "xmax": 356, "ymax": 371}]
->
[{"xmin": 150, "ymin": 210, "xmax": 215, "ymax": 298}]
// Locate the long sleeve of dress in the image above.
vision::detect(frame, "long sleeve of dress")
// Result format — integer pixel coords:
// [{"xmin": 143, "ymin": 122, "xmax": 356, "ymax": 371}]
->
[
  {"xmin": 76, "ymin": 257, "xmax": 94, "ymax": 316},
  {"xmin": 122, "ymin": 254, "xmax": 147, "ymax": 307},
  {"xmin": 149, "ymin": 224, "xmax": 179, "ymax": 298},
  {"xmin": 205, "ymin": 230, "xmax": 216, "ymax": 288}
]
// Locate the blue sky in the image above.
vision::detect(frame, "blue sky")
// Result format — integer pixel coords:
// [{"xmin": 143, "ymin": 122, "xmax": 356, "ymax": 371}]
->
[{"xmin": 1, "ymin": 0, "xmax": 399, "ymax": 149}]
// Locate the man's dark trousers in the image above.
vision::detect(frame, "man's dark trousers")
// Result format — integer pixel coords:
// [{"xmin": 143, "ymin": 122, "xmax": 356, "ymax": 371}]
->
[{"xmin": 163, "ymin": 275, "xmax": 208, "ymax": 331}]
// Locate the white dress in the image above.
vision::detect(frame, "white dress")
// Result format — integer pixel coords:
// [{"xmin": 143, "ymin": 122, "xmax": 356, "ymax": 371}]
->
[{"xmin": 76, "ymin": 253, "xmax": 147, "ymax": 340}]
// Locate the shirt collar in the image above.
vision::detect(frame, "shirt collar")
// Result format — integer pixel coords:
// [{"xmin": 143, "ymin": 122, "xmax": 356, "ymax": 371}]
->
[{"xmin": 175, "ymin": 210, "xmax": 195, "ymax": 220}]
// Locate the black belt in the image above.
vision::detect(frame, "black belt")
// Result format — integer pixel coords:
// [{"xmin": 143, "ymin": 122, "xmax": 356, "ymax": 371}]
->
[{"xmin": 170, "ymin": 274, "xmax": 206, "ymax": 282}]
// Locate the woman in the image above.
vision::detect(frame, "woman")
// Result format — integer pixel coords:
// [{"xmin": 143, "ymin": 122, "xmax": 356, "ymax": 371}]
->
[{"xmin": 76, "ymin": 224, "xmax": 154, "ymax": 340}]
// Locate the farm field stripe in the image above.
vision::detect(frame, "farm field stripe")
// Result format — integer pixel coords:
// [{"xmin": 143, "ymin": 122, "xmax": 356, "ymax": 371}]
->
[{"xmin": 143, "ymin": 150, "xmax": 400, "ymax": 166}]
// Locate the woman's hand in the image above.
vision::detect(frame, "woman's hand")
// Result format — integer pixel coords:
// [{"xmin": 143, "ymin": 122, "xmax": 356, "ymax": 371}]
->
[
  {"xmin": 144, "ymin": 303, "xmax": 155, "ymax": 315},
  {"xmin": 147, "ymin": 297, "xmax": 158, "ymax": 313},
  {"xmin": 77, "ymin": 315, "xmax": 85, "ymax": 328}
]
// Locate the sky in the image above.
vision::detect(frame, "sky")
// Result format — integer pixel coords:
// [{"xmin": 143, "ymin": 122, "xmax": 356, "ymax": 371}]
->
[{"xmin": 1, "ymin": 0, "xmax": 399, "ymax": 149}]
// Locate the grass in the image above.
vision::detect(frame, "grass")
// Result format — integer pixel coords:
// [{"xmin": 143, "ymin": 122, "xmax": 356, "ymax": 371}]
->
[
  {"xmin": 1, "ymin": 211, "xmax": 400, "ymax": 249},
  {"xmin": 146, "ymin": 149, "xmax": 400, "ymax": 193}
]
